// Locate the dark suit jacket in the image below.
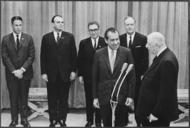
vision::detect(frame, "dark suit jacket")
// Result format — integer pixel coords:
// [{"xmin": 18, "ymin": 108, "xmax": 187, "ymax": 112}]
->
[
  {"xmin": 2, "ymin": 33, "xmax": 35, "ymax": 80},
  {"xmin": 40, "ymin": 31, "xmax": 77, "ymax": 83},
  {"xmin": 120, "ymin": 32, "xmax": 148, "ymax": 78},
  {"xmin": 135, "ymin": 48, "xmax": 179, "ymax": 122},
  {"xmin": 77, "ymin": 36, "xmax": 107, "ymax": 82},
  {"xmin": 92, "ymin": 46, "xmax": 136, "ymax": 106}
]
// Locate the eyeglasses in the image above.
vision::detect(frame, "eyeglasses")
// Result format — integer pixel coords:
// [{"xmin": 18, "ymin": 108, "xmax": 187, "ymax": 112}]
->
[{"xmin": 89, "ymin": 28, "xmax": 99, "ymax": 32}]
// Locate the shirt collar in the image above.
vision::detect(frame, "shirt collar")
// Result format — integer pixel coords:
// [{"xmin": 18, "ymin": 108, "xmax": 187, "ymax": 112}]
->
[
  {"xmin": 53, "ymin": 31, "xmax": 62, "ymax": 38},
  {"xmin": 157, "ymin": 46, "xmax": 167, "ymax": 57},
  {"xmin": 127, "ymin": 32, "xmax": 135, "ymax": 41},
  {"xmin": 91, "ymin": 36, "xmax": 99, "ymax": 43},
  {"xmin": 13, "ymin": 32, "xmax": 22, "ymax": 40},
  {"xmin": 107, "ymin": 46, "xmax": 117, "ymax": 54}
]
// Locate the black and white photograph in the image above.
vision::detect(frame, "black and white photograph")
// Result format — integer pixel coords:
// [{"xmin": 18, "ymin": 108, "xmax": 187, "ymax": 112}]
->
[{"xmin": 0, "ymin": 0, "xmax": 189, "ymax": 127}]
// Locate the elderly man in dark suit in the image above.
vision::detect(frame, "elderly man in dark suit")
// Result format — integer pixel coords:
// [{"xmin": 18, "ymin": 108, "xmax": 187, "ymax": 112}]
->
[
  {"xmin": 119, "ymin": 16, "xmax": 149, "ymax": 126},
  {"xmin": 135, "ymin": 32, "xmax": 179, "ymax": 127},
  {"xmin": 40, "ymin": 15, "xmax": 77, "ymax": 127},
  {"xmin": 92, "ymin": 27, "xmax": 136, "ymax": 127},
  {"xmin": 77, "ymin": 21, "xmax": 107, "ymax": 127},
  {"xmin": 2, "ymin": 16, "xmax": 35, "ymax": 127}
]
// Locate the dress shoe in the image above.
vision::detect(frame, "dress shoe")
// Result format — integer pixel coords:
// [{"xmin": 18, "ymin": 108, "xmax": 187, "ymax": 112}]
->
[
  {"xmin": 58, "ymin": 120, "xmax": 66, "ymax": 127},
  {"xmin": 96, "ymin": 123, "xmax": 102, "ymax": 127},
  {"xmin": 9, "ymin": 121, "xmax": 18, "ymax": 127},
  {"xmin": 21, "ymin": 119, "xmax": 31, "ymax": 127},
  {"xmin": 49, "ymin": 120, "xmax": 57, "ymax": 127},
  {"xmin": 85, "ymin": 122, "xmax": 93, "ymax": 127}
]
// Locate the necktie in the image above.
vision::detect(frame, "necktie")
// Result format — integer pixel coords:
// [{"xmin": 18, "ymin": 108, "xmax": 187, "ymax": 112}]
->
[
  {"xmin": 16, "ymin": 34, "xmax": 20, "ymax": 50},
  {"xmin": 129, "ymin": 36, "xmax": 132, "ymax": 48},
  {"xmin": 93, "ymin": 39, "xmax": 96, "ymax": 50},
  {"xmin": 57, "ymin": 32, "xmax": 60, "ymax": 43},
  {"xmin": 110, "ymin": 50, "xmax": 116, "ymax": 73}
]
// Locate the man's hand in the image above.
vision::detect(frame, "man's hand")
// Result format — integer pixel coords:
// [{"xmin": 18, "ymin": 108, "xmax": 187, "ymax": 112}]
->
[
  {"xmin": 78, "ymin": 76, "xmax": 84, "ymax": 84},
  {"xmin": 93, "ymin": 98, "xmax": 100, "ymax": 108},
  {"xmin": 42, "ymin": 74, "xmax": 48, "ymax": 82},
  {"xmin": 12, "ymin": 69, "xmax": 23, "ymax": 79},
  {"xmin": 70, "ymin": 72, "xmax": 76, "ymax": 81},
  {"xmin": 125, "ymin": 97, "xmax": 133, "ymax": 106},
  {"xmin": 148, "ymin": 114, "xmax": 158, "ymax": 122}
]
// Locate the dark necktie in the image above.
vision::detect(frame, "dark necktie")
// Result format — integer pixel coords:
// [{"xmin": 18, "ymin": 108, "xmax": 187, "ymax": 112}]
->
[
  {"xmin": 129, "ymin": 36, "xmax": 132, "ymax": 48},
  {"xmin": 16, "ymin": 34, "xmax": 20, "ymax": 50},
  {"xmin": 93, "ymin": 39, "xmax": 96, "ymax": 50}
]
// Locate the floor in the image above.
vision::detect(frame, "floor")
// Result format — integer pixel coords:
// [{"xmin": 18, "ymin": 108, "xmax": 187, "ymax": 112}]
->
[{"xmin": 1, "ymin": 109, "xmax": 189, "ymax": 127}]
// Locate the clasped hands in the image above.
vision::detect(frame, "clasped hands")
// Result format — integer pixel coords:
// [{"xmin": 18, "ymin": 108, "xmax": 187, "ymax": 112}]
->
[{"xmin": 12, "ymin": 69, "xmax": 24, "ymax": 79}]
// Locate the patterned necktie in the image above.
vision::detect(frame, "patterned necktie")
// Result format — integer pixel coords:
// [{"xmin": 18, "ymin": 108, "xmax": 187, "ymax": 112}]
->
[
  {"xmin": 16, "ymin": 34, "xmax": 20, "ymax": 50},
  {"xmin": 110, "ymin": 50, "xmax": 116, "ymax": 73},
  {"xmin": 57, "ymin": 32, "xmax": 60, "ymax": 43},
  {"xmin": 129, "ymin": 36, "xmax": 132, "ymax": 48}
]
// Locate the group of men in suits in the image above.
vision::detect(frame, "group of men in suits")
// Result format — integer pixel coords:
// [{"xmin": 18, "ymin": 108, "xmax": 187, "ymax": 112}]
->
[{"xmin": 1, "ymin": 15, "xmax": 179, "ymax": 127}]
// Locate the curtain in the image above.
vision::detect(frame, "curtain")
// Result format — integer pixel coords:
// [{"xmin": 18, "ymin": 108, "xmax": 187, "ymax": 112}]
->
[{"xmin": 1, "ymin": 1, "xmax": 188, "ymax": 108}]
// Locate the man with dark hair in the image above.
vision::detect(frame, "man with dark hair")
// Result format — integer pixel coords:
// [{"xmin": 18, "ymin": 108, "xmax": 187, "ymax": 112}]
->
[
  {"xmin": 136, "ymin": 32, "xmax": 179, "ymax": 127},
  {"xmin": 40, "ymin": 15, "xmax": 77, "ymax": 127},
  {"xmin": 2, "ymin": 16, "xmax": 35, "ymax": 127},
  {"xmin": 78, "ymin": 21, "xmax": 106, "ymax": 127},
  {"xmin": 120, "ymin": 16, "xmax": 149, "ymax": 126},
  {"xmin": 92, "ymin": 27, "xmax": 135, "ymax": 126}
]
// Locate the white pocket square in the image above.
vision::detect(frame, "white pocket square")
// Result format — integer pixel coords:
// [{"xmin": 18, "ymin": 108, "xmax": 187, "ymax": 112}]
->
[{"xmin": 135, "ymin": 45, "xmax": 142, "ymax": 48}]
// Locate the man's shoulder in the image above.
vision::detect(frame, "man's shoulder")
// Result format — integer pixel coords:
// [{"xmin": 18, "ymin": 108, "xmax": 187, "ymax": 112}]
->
[
  {"xmin": 2, "ymin": 33, "xmax": 12, "ymax": 41},
  {"xmin": 80, "ymin": 37, "xmax": 91, "ymax": 43},
  {"xmin": 135, "ymin": 32, "xmax": 147, "ymax": 39},
  {"xmin": 96, "ymin": 47, "xmax": 107, "ymax": 54},
  {"xmin": 119, "ymin": 33, "xmax": 126, "ymax": 38},
  {"xmin": 62, "ymin": 31, "xmax": 74, "ymax": 37},
  {"xmin": 22, "ymin": 32, "xmax": 33, "ymax": 39}
]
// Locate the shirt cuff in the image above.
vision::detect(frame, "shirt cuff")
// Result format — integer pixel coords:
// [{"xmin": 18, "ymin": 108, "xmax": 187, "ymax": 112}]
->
[{"xmin": 21, "ymin": 67, "xmax": 26, "ymax": 72}]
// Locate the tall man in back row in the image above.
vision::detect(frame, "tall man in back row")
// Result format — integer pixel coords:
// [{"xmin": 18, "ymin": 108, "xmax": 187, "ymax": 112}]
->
[
  {"xmin": 78, "ymin": 21, "xmax": 107, "ymax": 127},
  {"xmin": 40, "ymin": 15, "xmax": 77, "ymax": 127},
  {"xmin": 120, "ymin": 16, "xmax": 149, "ymax": 126}
]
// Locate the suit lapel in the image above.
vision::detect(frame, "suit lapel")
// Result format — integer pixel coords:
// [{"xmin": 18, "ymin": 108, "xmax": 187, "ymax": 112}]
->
[{"xmin": 19, "ymin": 33, "xmax": 25, "ymax": 49}]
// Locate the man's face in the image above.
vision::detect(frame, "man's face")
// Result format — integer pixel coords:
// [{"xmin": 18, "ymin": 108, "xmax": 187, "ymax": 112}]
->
[
  {"xmin": 106, "ymin": 31, "xmax": 120, "ymax": 50},
  {"xmin": 88, "ymin": 24, "xmax": 99, "ymax": 39},
  {"xmin": 146, "ymin": 37, "xmax": 157, "ymax": 55},
  {"xmin": 53, "ymin": 16, "xmax": 64, "ymax": 31},
  {"xmin": 12, "ymin": 20, "xmax": 22, "ymax": 34},
  {"xmin": 124, "ymin": 17, "xmax": 135, "ymax": 35}
]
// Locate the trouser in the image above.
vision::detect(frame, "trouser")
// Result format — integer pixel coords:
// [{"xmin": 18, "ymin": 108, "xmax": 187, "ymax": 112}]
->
[
  {"xmin": 47, "ymin": 73, "xmax": 70, "ymax": 122},
  {"xmin": 6, "ymin": 76, "xmax": 30, "ymax": 121},
  {"xmin": 84, "ymin": 80, "xmax": 101, "ymax": 124}
]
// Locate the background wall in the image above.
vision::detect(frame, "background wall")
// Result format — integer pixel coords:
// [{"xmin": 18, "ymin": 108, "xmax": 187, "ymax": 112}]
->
[{"xmin": 1, "ymin": 1, "xmax": 189, "ymax": 108}]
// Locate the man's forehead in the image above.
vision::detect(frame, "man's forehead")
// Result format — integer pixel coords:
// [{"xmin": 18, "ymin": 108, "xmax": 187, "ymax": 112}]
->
[{"xmin": 125, "ymin": 18, "xmax": 135, "ymax": 24}]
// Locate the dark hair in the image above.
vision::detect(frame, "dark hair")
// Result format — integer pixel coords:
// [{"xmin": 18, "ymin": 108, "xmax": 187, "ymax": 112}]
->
[
  {"xmin": 51, "ymin": 15, "xmax": 63, "ymax": 23},
  {"xmin": 88, "ymin": 21, "xmax": 100, "ymax": 29},
  {"xmin": 104, "ymin": 27, "xmax": 119, "ymax": 40},
  {"xmin": 11, "ymin": 16, "xmax": 23, "ymax": 24}
]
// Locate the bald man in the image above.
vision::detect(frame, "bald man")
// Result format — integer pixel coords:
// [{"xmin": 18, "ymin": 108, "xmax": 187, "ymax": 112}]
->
[{"xmin": 135, "ymin": 32, "xmax": 179, "ymax": 126}]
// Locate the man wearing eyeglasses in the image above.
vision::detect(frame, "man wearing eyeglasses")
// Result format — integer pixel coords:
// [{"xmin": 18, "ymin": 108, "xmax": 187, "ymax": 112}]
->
[
  {"xmin": 40, "ymin": 15, "xmax": 77, "ymax": 127},
  {"xmin": 78, "ymin": 21, "xmax": 107, "ymax": 127}
]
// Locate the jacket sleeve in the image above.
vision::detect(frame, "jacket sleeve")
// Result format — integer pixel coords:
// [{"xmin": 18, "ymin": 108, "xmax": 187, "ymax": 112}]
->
[
  {"xmin": 126, "ymin": 49, "xmax": 136, "ymax": 99},
  {"xmin": 77, "ymin": 41, "xmax": 84, "ymax": 76},
  {"xmin": 22, "ymin": 36, "xmax": 35, "ymax": 70},
  {"xmin": 92, "ymin": 52, "xmax": 99, "ymax": 99},
  {"xmin": 1, "ymin": 37, "xmax": 16, "ymax": 72},
  {"xmin": 69, "ymin": 34, "xmax": 77, "ymax": 72},
  {"xmin": 40, "ymin": 35, "xmax": 47, "ymax": 74}
]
